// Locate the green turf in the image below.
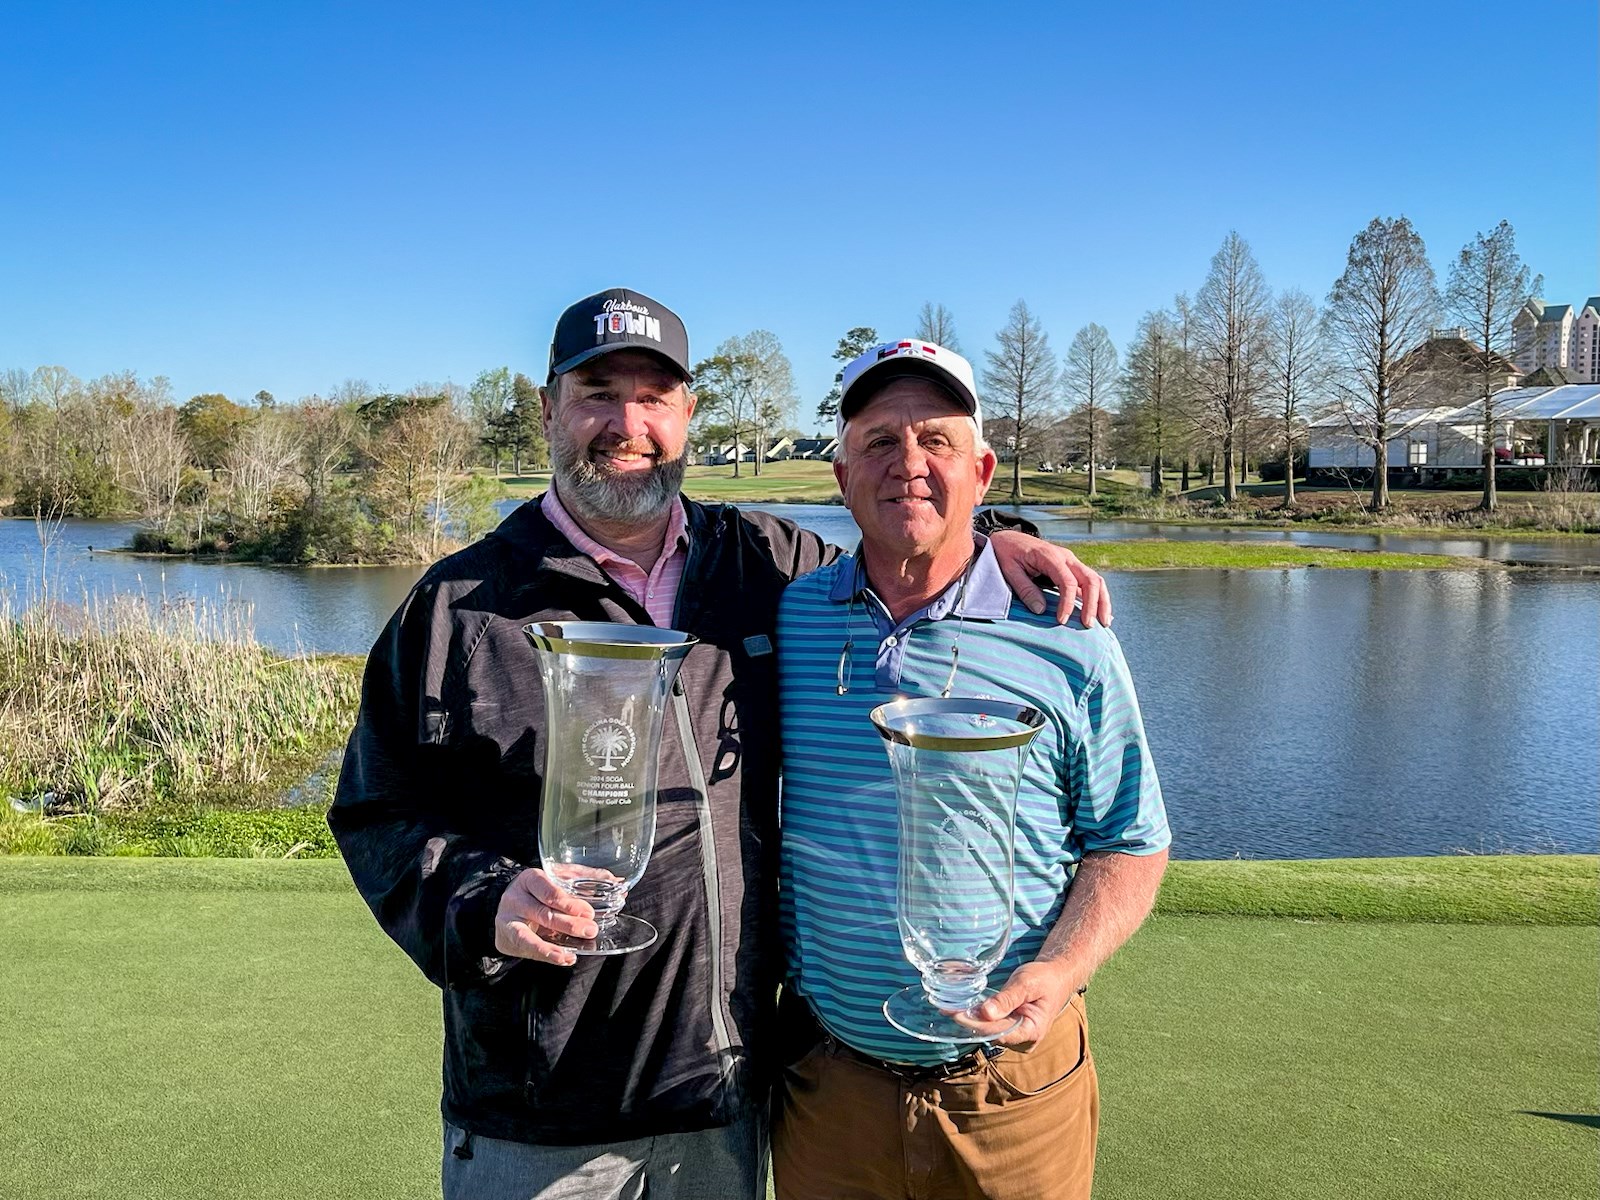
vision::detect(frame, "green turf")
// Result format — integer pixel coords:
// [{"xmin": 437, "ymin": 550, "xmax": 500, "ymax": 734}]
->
[
  {"xmin": 1, "ymin": 858, "xmax": 1594, "ymax": 1199},
  {"xmin": 1091, "ymin": 916, "xmax": 1598, "ymax": 1200},
  {"xmin": 1156, "ymin": 854, "xmax": 1598, "ymax": 925}
]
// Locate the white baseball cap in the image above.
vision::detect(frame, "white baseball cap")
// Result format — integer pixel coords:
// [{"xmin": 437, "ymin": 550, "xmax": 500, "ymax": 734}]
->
[{"xmin": 837, "ymin": 340, "xmax": 982, "ymax": 439}]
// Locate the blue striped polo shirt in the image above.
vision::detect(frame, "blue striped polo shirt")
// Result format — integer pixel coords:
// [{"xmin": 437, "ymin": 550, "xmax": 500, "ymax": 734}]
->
[{"xmin": 777, "ymin": 537, "xmax": 1169, "ymax": 1065}]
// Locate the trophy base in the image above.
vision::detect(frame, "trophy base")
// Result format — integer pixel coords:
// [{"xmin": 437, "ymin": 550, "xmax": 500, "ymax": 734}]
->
[
  {"xmin": 545, "ymin": 915, "xmax": 658, "ymax": 957},
  {"xmin": 883, "ymin": 985, "xmax": 1020, "ymax": 1044}
]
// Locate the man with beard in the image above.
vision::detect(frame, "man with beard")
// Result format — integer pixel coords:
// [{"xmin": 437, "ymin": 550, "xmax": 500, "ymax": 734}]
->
[{"xmin": 329, "ymin": 289, "xmax": 1111, "ymax": 1200}]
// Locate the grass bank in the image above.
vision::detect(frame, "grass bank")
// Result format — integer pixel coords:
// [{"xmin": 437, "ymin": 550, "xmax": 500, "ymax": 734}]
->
[
  {"xmin": 1106, "ymin": 482, "xmax": 1600, "ymax": 535},
  {"xmin": 497, "ymin": 463, "xmax": 1142, "ymax": 506},
  {"xmin": 0, "ymin": 593, "xmax": 362, "ymax": 819},
  {"xmin": 502, "ymin": 464, "xmax": 1599, "ymax": 534},
  {"xmin": 0, "ymin": 855, "xmax": 1592, "ymax": 1200},
  {"xmin": 1069, "ymin": 541, "xmax": 1477, "ymax": 570}
]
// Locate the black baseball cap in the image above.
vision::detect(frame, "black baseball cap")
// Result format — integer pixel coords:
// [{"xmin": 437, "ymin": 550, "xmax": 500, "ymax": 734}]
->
[{"xmin": 547, "ymin": 288, "xmax": 692, "ymax": 382}]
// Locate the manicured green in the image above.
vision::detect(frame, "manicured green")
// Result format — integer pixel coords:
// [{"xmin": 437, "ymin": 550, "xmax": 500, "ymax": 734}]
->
[
  {"xmin": 1090, "ymin": 916, "xmax": 1597, "ymax": 1200},
  {"xmin": 1155, "ymin": 854, "xmax": 1598, "ymax": 925},
  {"xmin": 1073, "ymin": 541, "xmax": 1478, "ymax": 571},
  {"xmin": 1, "ymin": 856, "xmax": 1594, "ymax": 1199}
]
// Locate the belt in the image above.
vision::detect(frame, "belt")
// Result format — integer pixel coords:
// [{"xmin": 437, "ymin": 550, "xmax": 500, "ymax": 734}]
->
[{"xmin": 824, "ymin": 1031, "xmax": 1003, "ymax": 1084}]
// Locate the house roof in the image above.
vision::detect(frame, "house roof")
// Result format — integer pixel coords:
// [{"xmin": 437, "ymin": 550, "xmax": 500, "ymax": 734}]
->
[
  {"xmin": 1400, "ymin": 335, "xmax": 1518, "ymax": 375},
  {"xmin": 1537, "ymin": 304, "xmax": 1572, "ymax": 324},
  {"xmin": 1582, "ymin": 296, "xmax": 1600, "ymax": 317},
  {"xmin": 1308, "ymin": 406, "xmax": 1457, "ymax": 431},
  {"xmin": 1520, "ymin": 365, "xmax": 1578, "ymax": 387}
]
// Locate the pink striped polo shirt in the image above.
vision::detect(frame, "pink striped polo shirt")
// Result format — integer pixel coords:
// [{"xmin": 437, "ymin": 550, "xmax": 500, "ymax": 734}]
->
[{"xmin": 541, "ymin": 486, "xmax": 690, "ymax": 628}]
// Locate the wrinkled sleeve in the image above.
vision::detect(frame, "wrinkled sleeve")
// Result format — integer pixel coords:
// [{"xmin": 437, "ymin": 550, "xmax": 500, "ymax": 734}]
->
[
  {"xmin": 762, "ymin": 514, "xmax": 839, "ymax": 580},
  {"xmin": 1065, "ymin": 633, "xmax": 1171, "ymax": 857},
  {"xmin": 973, "ymin": 507, "xmax": 1041, "ymax": 537},
  {"xmin": 327, "ymin": 581, "xmax": 525, "ymax": 990}
]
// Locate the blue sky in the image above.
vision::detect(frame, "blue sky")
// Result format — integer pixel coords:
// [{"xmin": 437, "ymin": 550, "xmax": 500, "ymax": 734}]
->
[{"xmin": 2, "ymin": 1, "xmax": 1595, "ymax": 432}]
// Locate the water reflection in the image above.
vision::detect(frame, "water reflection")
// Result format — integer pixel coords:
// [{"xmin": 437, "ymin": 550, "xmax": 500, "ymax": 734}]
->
[
  {"xmin": 1111, "ymin": 569, "xmax": 1598, "ymax": 858},
  {"xmin": 2, "ymin": 509, "xmax": 1595, "ymax": 859}
]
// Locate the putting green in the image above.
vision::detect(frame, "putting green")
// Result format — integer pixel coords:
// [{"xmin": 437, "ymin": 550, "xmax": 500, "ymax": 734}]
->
[{"xmin": 0, "ymin": 859, "xmax": 1593, "ymax": 1199}]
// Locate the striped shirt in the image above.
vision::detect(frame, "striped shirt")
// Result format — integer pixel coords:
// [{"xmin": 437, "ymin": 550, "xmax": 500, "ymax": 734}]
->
[
  {"xmin": 541, "ymin": 486, "xmax": 689, "ymax": 628},
  {"xmin": 777, "ymin": 537, "xmax": 1169, "ymax": 1065}
]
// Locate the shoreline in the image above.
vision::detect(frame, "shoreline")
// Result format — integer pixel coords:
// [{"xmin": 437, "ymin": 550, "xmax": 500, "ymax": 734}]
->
[{"xmin": 76, "ymin": 543, "xmax": 1581, "ymax": 572}]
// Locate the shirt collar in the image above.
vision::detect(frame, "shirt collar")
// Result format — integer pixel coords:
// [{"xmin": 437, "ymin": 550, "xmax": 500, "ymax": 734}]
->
[
  {"xmin": 828, "ymin": 533, "xmax": 1012, "ymax": 621},
  {"xmin": 542, "ymin": 482, "xmax": 689, "ymax": 568}
]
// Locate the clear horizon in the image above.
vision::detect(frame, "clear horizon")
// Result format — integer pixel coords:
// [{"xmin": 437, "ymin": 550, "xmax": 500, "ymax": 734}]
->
[{"xmin": 2, "ymin": 1, "xmax": 1596, "ymax": 433}]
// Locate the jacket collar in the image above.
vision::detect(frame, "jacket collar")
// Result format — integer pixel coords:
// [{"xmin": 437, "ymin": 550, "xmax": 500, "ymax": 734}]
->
[{"xmin": 487, "ymin": 494, "xmax": 729, "ymax": 626}]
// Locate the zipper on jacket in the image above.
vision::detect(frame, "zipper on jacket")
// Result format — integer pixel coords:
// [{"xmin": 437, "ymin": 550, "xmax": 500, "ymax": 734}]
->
[{"xmin": 672, "ymin": 677, "xmax": 734, "ymax": 1058}]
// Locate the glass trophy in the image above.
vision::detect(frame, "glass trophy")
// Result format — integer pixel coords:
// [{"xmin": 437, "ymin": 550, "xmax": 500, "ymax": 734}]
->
[
  {"xmin": 524, "ymin": 621, "xmax": 696, "ymax": 955},
  {"xmin": 869, "ymin": 696, "xmax": 1046, "ymax": 1043}
]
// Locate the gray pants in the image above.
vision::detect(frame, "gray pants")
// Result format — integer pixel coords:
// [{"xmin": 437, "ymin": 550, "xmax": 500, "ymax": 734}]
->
[{"xmin": 441, "ymin": 1109, "xmax": 768, "ymax": 1200}]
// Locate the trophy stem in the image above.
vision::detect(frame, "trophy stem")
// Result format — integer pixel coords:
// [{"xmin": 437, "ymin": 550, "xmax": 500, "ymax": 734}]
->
[{"xmin": 922, "ymin": 958, "xmax": 989, "ymax": 1011}]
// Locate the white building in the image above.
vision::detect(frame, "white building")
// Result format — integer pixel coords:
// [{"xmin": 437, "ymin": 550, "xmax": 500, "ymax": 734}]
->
[
  {"xmin": 1513, "ymin": 298, "xmax": 1600, "ymax": 381},
  {"xmin": 1575, "ymin": 298, "xmax": 1600, "ymax": 383}
]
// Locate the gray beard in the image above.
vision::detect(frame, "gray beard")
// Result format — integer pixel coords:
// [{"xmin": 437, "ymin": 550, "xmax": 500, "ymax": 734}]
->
[{"xmin": 550, "ymin": 430, "xmax": 686, "ymax": 525}]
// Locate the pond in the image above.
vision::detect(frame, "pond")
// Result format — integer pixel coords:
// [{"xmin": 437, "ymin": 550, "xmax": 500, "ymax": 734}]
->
[{"xmin": 3, "ymin": 507, "xmax": 1595, "ymax": 859}]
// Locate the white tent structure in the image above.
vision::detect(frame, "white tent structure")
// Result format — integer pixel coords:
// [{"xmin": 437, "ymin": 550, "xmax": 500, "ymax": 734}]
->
[
  {"xmin": 1436, "ymin": 384, "xmax": 1600, "ymax": 465},
  {"xmin": 1308, "ymin": 384, "xmax": 1600, "ymax": 477},
  {"xmin": 1307, "ymin": 406, "xmax": 1471, "ymax": 470}
]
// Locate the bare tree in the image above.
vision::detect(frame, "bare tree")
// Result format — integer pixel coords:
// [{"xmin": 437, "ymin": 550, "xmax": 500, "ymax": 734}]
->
[
  {"xmin": 0, "ymin": 367, "xmax": 30, "ymax": 409},
  {"xmin": 1191, "ymin": 232, "xmax": 1270, "ymax": 502},
  {"xmin": 1121, "ymin": 310, "xmax": 1184, "ymax": 495},
  {"xmin": 1445, "ymin": 220, "xmax": 1540, "ymax": 512},
  {"xmin": 1324, "ymin": 216, "xmax": 1439, "ymax": 510},
  {"xmin": 1062, "ymin": 324, "xmax": 1118, "ymax": 497},
  {"xmin": 115, "ymin": 401, "xmax": 189, "ymax": 532},
  {"xmin": 226, "ymin": 415, "xmax": 304, "ymax": 524},
  {"xmin": 738, "ymin": 330, "xmax": 797, "ymax": 475},
  {"xmin": 0, "ymin": 368, "xmax": 28, "ymax": 500},
  {"xmin": 914, "ymin": 302, "xmax": 962, "ymax": 352},
  {"xmin": 1170, "ymin": 293, "xmax": 1205, "ymax": 489},
  {"xmin": 297, "ymin": 397, "xmax": 358, "ymax": 513},
  {"xmin": 363, "ymin": 398, "xmax": 473, "ymax": 561},
  {"xmin": 982, "ymin": 300, "xmax": 1060, "ymax": 503},
  {"xmin": 1265, "ymin": 289, "xmax": 1326, "ymax": 508},
  {"xmin": 331, "ymin": 378, "xmax": 374, "ymax": 408}
]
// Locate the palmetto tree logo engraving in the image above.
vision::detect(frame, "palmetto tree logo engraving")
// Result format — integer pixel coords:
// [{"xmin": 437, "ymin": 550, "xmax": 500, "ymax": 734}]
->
[{"xmin": 582, "ymin": 717, "xmax": 637, "ymax": 773}]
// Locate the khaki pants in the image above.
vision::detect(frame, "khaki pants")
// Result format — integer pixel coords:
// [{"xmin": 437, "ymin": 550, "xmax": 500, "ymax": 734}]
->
[{"xmin": 773, "ymin": 993, "xmax": 1099, "ymax": 1200}]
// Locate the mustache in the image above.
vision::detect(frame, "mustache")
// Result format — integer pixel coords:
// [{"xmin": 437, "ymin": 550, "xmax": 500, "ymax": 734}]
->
[{"xmin": 590, "ymin": 436, "xmax": 662, "ymax": 458}]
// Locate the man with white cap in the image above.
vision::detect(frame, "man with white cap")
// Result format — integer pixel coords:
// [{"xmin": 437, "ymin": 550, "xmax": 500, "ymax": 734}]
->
[
  {"xmin": 331, "ymin": 295, "xmax": 1118, "ymax": 1200},
  {"xmin": 774, "ymin": 340, "xmax": 1170, "ymax": 1199}
]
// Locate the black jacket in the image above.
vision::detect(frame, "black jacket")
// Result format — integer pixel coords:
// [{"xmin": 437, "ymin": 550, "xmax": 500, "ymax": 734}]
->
[{"xmin": 328, "ymin": 497, "xmax": 832, "ymax": 1144}]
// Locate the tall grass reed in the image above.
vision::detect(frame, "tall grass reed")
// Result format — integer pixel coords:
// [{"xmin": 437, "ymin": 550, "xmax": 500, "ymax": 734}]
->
[{"xmin": 0, "ymin": 587, "xmax": 361, "ymax": 817}]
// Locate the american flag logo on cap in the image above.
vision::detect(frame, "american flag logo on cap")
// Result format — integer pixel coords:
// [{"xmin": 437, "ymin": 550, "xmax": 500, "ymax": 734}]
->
[{"xmin": 877, "ymin": 341, "xmax": 938, "ymax": 361}]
